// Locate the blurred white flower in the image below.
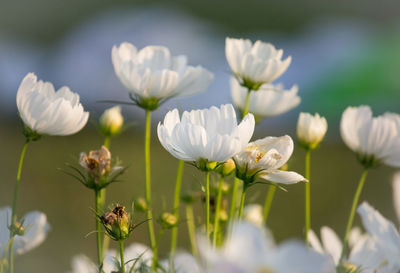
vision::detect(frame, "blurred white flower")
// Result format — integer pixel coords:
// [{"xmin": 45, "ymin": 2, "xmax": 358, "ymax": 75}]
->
[
  {"xmin": 243, "ymin": 204, "xmax": 263, "ymax": 227},
  {"xmin": 112, "ymin": 42, "xmax": 214, "ymax": 110},
  {"xmin": 230, "ymin": 77, "xmax": 300, "ymax": 120},
  {"xmin": 233, "ymin": 135, "xmax": 307, "ymax": 186},
  {"xmin": 297, "ymin": 112, "xmax": 328, "ymax": 150},
  {"xmin": 16, "ymin": 73, "xmax": 89, "ymax": 136},
  {"xmin": 100, "ymin": 106, "xmax": 124, "ymax": 136},
  {"xmin": 0, "ymin": 207, "xmax": 50, "ymax": 256},
  {"xmin": 225, "ymin": 38, "xmax": 291, "ymax": 90},
  {"xmin": 199, "ymin": 221, "xmax": 335, "ymax": 273},
  {"xmin": 393, "ymin": 172, "xmax": 400, "ymax": 224},
  {"xmin": 157, "ymin": 104, "xmax": 255, "ymax": 169},
  {"xmin": 340, "ymin": 106, "xmax": 400, "ymax": 168},
  {"xmin": 357, "ymin": 202, "xmax": 400, "ymax": 271}
]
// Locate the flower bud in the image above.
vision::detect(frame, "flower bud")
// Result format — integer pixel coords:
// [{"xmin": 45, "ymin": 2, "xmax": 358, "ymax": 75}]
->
[
  {"xmin": 134, "ymin": 197, "xmax": 148, "ymax": 212},
  {"xmin": 297, "ymin": 112, "xmax": 328, "ymax": 150},
  {"xmin": 159, "ymin": 212, "xmax": 178, "ymax": 229},
  {"xmin": 100, "ymin": 106, "xmax": 124, "ymax": 137},
  {"xmin": 101, "ymin": 204, "xmax": 132, "ymax": 240},
  {"xmin": 79, "ymin": 146, "xmax": 111, "ymax": 185},
  {"xmin": 9, "ymin": 221, "xmax": 25, "ymax": 236},
  {"xmin": 215, "ymin": 159, "xmax": 236, "ymax": 177}
]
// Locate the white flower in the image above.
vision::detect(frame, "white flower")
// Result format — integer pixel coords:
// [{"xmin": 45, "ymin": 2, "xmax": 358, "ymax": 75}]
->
[
  {"xmin": 198, "ymin": 222, "xmax": 335, "ymax": 273},
  {"xmin": 0, "ymin": 207, "xmax": 50, "ymax": 256},
  {"xmin": 357, "ymin": 202, "xmax": 400, "ymax": 270},
  {"xmin": 112, "ymin": 42, "xmax": 214, "ymax": 110},
  {"xmin": 100, "ymin": 106, "xmax": 124, "ymax": 136},
  {"xmin": 340, "ymin": 106, "xmax": 400, "ymax": 168},
  {"xmin": 16, "ymin": 73, "xmax": 89, "ymax": 136},
  {"xmin": 157, "ymin": 104, "xmax": 255, "ymax": 168},
  {"xmin": 297, "ymin": 112, "xmax": 328, "ymax": 149},
  {"xmin": 393, "ymin": 172, "xmax": 400, "ymax": 224},
  {"xmin": 230, "ymin": 77, "xmax": 300, "ymax": 119},
  {"xmin": 233, "ymin": 135, "xmax": 306, "ymax": 185},
  {"xmin": 243, "ymin": 204, "xmax": 263, "ymax": 227},
  {"xmin": 225, "ymin": 38, "xmax": 291, "ymax": 90}
]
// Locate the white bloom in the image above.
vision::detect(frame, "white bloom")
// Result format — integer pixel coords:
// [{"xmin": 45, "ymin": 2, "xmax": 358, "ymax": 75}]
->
[
  {"xmin": 199, "ymin": 222, "xmax": 335, "ymax": 273},
  {"xmin": 112, "ymin": 42, "xmax": 213, "ymax": 109},
  {"xmin": 230, "ymin": 77, "xmax": 300, "ymax": 119},
  {"xmin": 233, "ymin": 135, "xmax": 306, "ymax": 185},
  {"xmin": 225, "ymin": 38, "xmax": 291, "ymax": 90},
  {"xmin": 0, "ymin": 207, "xmax": 50, "ymax": 256},
  {"xmin": 157, "ymin": 104, "xmax": 255, "ymax": 167},
  {"xmin": 16, "ymin": 73, "xmax": 89, "ymax": 136},
  {"xmin": 100, "ymin": 106, "xmax": 124, "ymax": 136},
  {"xmin": 340, "ymin": 106, "xmax": 400, "ymax": 168},
  {"xmin": 357, "ymin": 202, "xmax": 400, "ymax": 270},
  {"xmin": 243, "ymin": 204, "xmax": 263, "ymax": 227},
  {"xmin": 297, "ymin": 112, "xmax": 328, "ymax": 149}
]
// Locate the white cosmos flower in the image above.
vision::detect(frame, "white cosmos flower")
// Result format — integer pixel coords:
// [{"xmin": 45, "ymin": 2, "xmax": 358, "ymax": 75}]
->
[
  {"xmin": 340, "ymin": 106, "xmax": 400, "ymax": 168},
  {"xmin": 233, "ymin": 135, "xmax": 306, "ymax": 185},
  {"xmin": 230, "ymin": 77, "xmax": 300, "ymax": 119},
  {"xmin": 297, "ymin": 112, "xmax": 328, "ymax": 150},
  {"xmin": 357, "ymin": 202, "xmax": 400, "ymax": 271},
  {"xmin": 0, "ymin": 207, "xmax": 50, "ymax": 256},
  {"xmin": 112, "ymin": 42, "xmax": 213, "ymax": 109},
  {"xmin": 16, "ymin": 73, "xmax": 89, "ymax": 136},
  {"xmin": 225, "ymin": 38, "xmax": 291, "ymax": 90},
  {"xmin": 157, "ymin": 104, "xmax": 255, "ymax": 168},
  {"xmin": 198, "ymin": 221, "xmax": 335, "ymax": 273},
  {"xmin": 99, "ymin": 106, "xmax": 124, "ymax": 136}
]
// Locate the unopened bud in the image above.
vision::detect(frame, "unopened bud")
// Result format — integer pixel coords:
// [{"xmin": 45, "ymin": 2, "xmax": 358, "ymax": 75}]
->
[
  {"xmin": 100, "ymin": 106, "xmax": 124, "ymax": 136},
  {"xmin": 101, "ymin": 204, "xmax": 132, "ymax": 240},
  {"xmin": 297, "ymin": 112, "xmax": 328, "ymax": 150},
  {"xmin": 215, "ymin": 159, "xmax": 236, "ymax": 177},
  {"xmin": 10, "ymin": 222, "xmax": 25, "ymax": 236},
  {"xmin": 134, "ymin": 197, "xmax": 148, "ymax": 212},
  {"xmin": 159, "ymin": 212, "xmax": 178, "ymax": 229}
]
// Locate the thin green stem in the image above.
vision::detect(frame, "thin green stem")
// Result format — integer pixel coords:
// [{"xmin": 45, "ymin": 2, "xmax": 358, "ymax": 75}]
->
[
  {"xmin": 104, "ymin": 136, "xmax": 111, "ymax": 149},
  {"xmin": 242, "ymin": 88, "xmax": 252, "ymax": 118},
  {"xmin": 304, "ymin": 149, "xmax": 311, "ymax": 244},
  {"xmin": 340, "ymin": 168, "xmax": 369, "ymax": 261},
  {"xmin": 262, "ymin": 185, "xmax": 277, "ymax": 224},
  {"xmin": 9, "ymin": 140, "xmax": 29, "ymax": 273},
  {"xmin": 238, "ymin": 183, "xmax": 247, "ymax": 218},
  {"xmin": 170, "ymin": 160, "xmax": 184, "ymax": 259},
  {"xmin": 186, "ymin": 204, "xmax": 198, "ymax": 257},
  {"xmin": 144, "ymin": 110, "xmax": 157, "ymax": 272},
  {"xmin": 95, "ymin": 190, "xmax": 103, "ymax": 266},
  {"xmin": 228, "ymin": 178, "xmax": 240, "ymax": 233},
  {"xmin": 100, "ymin": 136, "xmax": 110, "ymax": 257},
  {"xmin": 213, "ymin": 176, "xmax": 224, "ymax": 247},
  {"xmin": 1, "ymin": 238, "xmax": 13, "ymax": 273},
  {"xmin": 205, "ymin": 171, "xmax": 210, "ymax": 239},
  {"xmin": 119, "ymin": 240, "xmax": 126, "ymax": 273}
]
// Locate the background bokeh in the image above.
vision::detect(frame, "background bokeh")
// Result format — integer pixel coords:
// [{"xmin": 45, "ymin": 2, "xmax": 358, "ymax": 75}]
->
[{"xmin": 1, "ymin": 0, "xmax": 400, "ymax": 272}]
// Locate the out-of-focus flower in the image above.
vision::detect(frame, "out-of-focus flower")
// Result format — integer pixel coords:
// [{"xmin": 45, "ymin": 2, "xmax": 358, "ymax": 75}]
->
[
  {"xmin": 357, "ymin": 202, "xmax": 400, "ymax": 271},
  {"xmin": 393, "ymin": 172, "xmax": 400, "ymax": 224},
  {"xmin": 233, "ymin": 135, "xmax": 307, "ymax": 186},
  {"xmin": 0, "ymin": 207, "xmax": 50, "ymax": 256},
  {"xmin": 157, "ymin": 104, "xmax": 255, "ymax": 171},
  {"xmin": 99, "ymin": 106, "xmax": 124, "ymax": 137},
  {"xmin": 230, "ymin": 78, "xmax": 300, "ymax": 120},
  {"xmin": 198, "ymin": 221, "xmax": 335, "ymax": 273},
  {"xmin": 101, "ymin": 204, "xmax": 133, "ymax": 241},
  {"xmin": 112, "ymin": 42, "xmax": 213, "ymax": 110},
  {"xmin": 243, "ymin": 204, "xmax": 263, "ymax": 227},
  {"xmin": 297, "ymin": 112, "xmax": 328, "ymax": 150},
  {"xmin": 225, "ymin": 38, "xmax": 291, "ymax": 90},
  {"xmin": 340, "ymin": 106, "xmax": 400, "ymax": 168},
  {"xmin": 159, "ymin": 212, "xmax": 178, "ymax": 229},
  {"xmin": 16, "ymin": 73, "xmax": 89, "ymax": 137}
]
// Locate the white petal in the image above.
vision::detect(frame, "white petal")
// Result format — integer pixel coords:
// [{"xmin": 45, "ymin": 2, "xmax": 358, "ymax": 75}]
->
[
  {"xmin": 320, "ymin": 226, "xmax": 342, "ymax": 265},
  {"xmin": 259, "ymin": 170, "xmax": 307, "ymax": 185},
  {"xmin": 307, "ymin": 229, "xmax": 324, "ymax": 254},
  {"xmin": 393, "ymin": 172, "xmax": 400, "ymax": 224}
]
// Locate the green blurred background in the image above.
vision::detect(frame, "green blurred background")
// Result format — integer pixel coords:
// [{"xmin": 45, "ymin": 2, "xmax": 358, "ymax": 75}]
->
[{"xmin": 1, "ymin": 0, "xmax": 400, "ymax": 272}]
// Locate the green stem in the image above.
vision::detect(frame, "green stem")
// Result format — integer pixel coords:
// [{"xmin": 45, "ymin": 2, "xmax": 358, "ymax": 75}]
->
[
  {"xmin": 213, "ymin": 176, "xmax": 224, "ymax": 247},
  {"xmin": 205, "ymin": 171, "xmax": 210, "ymax": 239},
  {"xmin": 238, "ymin": 183, "xmax": 247, "ymax": 218},
  {"xmin": 228, "ymin": 178, "xmax": 240, "ymax": 233},
  {"xmin": 95, "ymin": 190, "xmax": 103, "ymax": 266},
  {"xmin": 9, "ymin": 140, "xmax": 29, "ymax": 273},
  {"xmin": 262, "ymin": 185, "xmax": 277, "ymax": 224},
  {"xmin": 340, "ymin": 168, "xmax": 369, "ymax": 261},
  {"xmin": 1, "ymin": 238, "xmax": 13, "ymax": 273},
  {"xmin": 185, "ymin": 204, "xmax": 198, "ymax": 257},
  {"xmin": 101, "ymin": 136, "xmax": 110, "ymax": 257},
  {"xmin": 242, "ymin": 88, "xmax": 252, "ymax": 118},
  {"xmin": 144, "ymin": 110, "xmax": 157, "ymax": 272},
  {"xmin": 305, "ymin": 149, "xmax": 311, "ymax": 244},
  {"xmin": 119, "ymin": 240, "xmax": 126, "ymax": 273},
  {"xmin": 170, "ymin": 160, "xmax": 184, "ymax": 259},
  {"xmin": 104, "ymin": 136, "xmax": 111, "ymax": 149}
]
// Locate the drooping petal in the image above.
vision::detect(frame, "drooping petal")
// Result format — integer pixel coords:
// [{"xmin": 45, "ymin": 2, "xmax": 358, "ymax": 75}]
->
[
  {"xmin": 259, "ymin": 170, "xmax": 307, "ymax": 185},
  {"xmin": 320, "ymin": 226, "xmax": 342, "ymax": 265}
]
